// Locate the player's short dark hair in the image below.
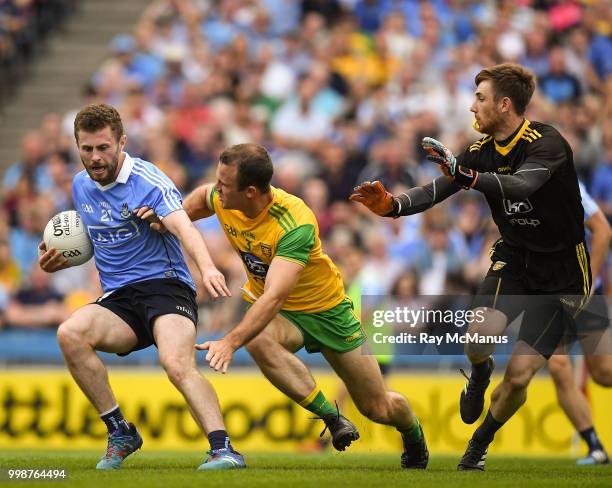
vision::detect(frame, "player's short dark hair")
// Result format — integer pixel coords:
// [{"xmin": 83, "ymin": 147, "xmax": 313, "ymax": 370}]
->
[
  {"xmin": 74, "ymin": 103, "xmax": 124, "ymax": 142},
  {"xmin": 475, "ymin": 63, "xmax": 536, "ymax": 115},
  {"xmin": 219, "ymin": 143, "xmax": 273, "ymax": 193}
]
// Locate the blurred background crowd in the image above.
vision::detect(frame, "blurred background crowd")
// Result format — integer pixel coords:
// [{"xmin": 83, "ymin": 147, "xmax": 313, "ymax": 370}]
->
[
  {"xmin": 0, "ymin": 0, "xmax": 610, "ymax": 347},
  {"xmin": 0, "ymin": 0, "xmax": 75, "ymax": 106}
]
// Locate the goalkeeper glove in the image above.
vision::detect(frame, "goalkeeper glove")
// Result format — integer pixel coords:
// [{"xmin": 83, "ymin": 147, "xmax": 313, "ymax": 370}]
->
[
  {"xmin": 421, "ymin": 137, "xmax": 479, "ymax": 189},
  {"xmin": 349, "ymin": 180, "xmax": 397, "ymax": 217}
]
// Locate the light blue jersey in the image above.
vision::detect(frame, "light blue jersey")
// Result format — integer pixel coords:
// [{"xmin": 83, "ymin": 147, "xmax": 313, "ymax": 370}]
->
[
  {"xmin": 579, "ymin": 181, "xmax": 603, "ymax": 290},
  {"xmin": 579, "ymin": 181, "xmax": 599, "ymax": 220},
  {"xmin": 72, "ymin": 153, "xmax": 195, "ymax": 293}
]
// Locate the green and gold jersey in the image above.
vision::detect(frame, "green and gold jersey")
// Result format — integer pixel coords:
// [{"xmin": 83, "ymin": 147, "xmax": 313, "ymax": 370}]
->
[{"xmin": 210, "ymin": 186, "xmax": 346, "ymax": 313}]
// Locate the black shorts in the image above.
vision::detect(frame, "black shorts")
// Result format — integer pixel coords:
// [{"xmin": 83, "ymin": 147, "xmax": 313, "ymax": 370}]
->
[
  {"xmin": 96, "ymin": 278, "xmax": 198, "ymax": 356},
  {"xmin": 473, "ymin": 239, "xmax": 597, "ymax": 358}
]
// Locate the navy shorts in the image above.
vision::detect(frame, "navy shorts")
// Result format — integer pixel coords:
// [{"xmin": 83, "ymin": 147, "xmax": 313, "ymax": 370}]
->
[{"xmin": 96, "ymin": 278, "xmax": 198, "ymax": 356}]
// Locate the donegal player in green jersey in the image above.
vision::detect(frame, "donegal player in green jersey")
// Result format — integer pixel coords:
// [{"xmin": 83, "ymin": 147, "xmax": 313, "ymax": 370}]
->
[{"xmin": 141, "ymin": 143, "xmax": 428, "ymax": 468}]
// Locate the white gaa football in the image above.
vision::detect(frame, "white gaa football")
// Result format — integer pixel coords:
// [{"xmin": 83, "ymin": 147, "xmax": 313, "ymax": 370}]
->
[{"xmin": 43, "ymin": 210, "xmax": 93, "ymax": 266}]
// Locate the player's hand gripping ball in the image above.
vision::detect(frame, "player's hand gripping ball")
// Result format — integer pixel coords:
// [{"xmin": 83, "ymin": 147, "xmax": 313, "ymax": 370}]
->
[{"xmin": 43, "ymin": 210, "xmax": 93, "ymax": 267}]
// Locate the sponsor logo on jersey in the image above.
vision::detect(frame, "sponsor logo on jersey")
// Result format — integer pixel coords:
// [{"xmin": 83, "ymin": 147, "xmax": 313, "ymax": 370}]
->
[
  {"xmin": 503, "ymin": 198, "xmax": 533, "ymax": 215},
  {"xmin": 239, "ymin": 251, "xmax": 269, "ymax": 278},
  {"xmin": 509, "ymin": 217, "xmax": 541, "ymax": 227},
  {"xmin": 497, "ymin": 165, "xmax": 512, "ymax": 173},
  {"xmin": 120, "ymin": 203, "xmax": 131, "ymax": 219},
  {"xmin": 260, "ymin": 243, "xmax": 272, "ymax": 258},
  {"xmin": 87, "ymin": 221, "xmax": 140, "ymax": 248},
  {"xmin": 81, "ymin": 204, "xmax": 94, "ymax": 214}
]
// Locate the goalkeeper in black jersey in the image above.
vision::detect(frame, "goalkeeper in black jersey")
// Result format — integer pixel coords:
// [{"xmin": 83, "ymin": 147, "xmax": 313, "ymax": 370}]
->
[{"xmin": 351, "ymin": 63, "xmax": 611, "ymax": 471}]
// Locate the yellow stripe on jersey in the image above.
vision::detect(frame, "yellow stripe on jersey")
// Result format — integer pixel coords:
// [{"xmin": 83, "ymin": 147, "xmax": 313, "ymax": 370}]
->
[
  {"xmin": 211, "ymin": 186, "xmax": 346, "ymax": 313},
  {"xmin": 525, "ymin": 127, "xmax": 542, "ymax": 138},
  {"xmin": 469, "ymin": 136, "xmax": 492, "ymax": 152},
  {"xmin": 521, "ymin": 127, "xmax": 543, "ymax": 144},
  {"xmin": 494, "ymin": 119, "xmax": 531, "ymax": 155}
]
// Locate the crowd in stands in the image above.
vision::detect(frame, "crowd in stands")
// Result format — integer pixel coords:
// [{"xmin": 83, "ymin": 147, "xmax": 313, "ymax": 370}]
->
[
  {"xmin": 0, "ymin": 0, "xmax": 75, "ymax": 107},
  {"xmin": 0, "ymin": 0, "xmax": 610, "ymax": 336}
]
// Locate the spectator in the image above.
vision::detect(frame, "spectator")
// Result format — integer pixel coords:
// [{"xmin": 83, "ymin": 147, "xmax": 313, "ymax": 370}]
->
[
  {"xmin": 272, "ymin": 75, "xmax": 333, "ymax": 151},
  {"xmin": 539, "ymin": 45, "xmax": 582, "ymax": 104},
  {"xmin": 413, "ymin": 206, "xmax": 469, "ymax": 295},
  {"xmin": 357, "ymin": 137, "xmax": 416, "ymax": 189},
  {"xmin": 521, "ymin": 28, "xmax": 550, "ymax": 78},
  {"xmin": 0, "ymin": 234, "xmax": 20, "ymax": 294},
  {"xmin": 5, "ymin": 264, "xmax": 67, "ymax": 330},
  {"xmin": 2, "ymin": 131, "xmax": 51, "ymax": 193},
  {"xmin": 317, "ymin": 142, "xmax": 359, "ymax": 203},
  {"xmin": 564, "ymin": 27, "xmax": 601, "ymax": 93},
  {"xmin": 9, "ymin": 196, "xmax": 51, "ymax": 275},
  {"xmin": 119, "ymin": 83, "xmax": 165, "ymax": 156}
]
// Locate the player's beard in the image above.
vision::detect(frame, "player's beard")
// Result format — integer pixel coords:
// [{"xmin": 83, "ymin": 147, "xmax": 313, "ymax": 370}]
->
[
  {"xmin": 474, "ymin": 117, "xmax": 497, "ymax": 136},
  {"xmin": 84, "ymin": 147, "xmax": 120, "ymax": 185}
]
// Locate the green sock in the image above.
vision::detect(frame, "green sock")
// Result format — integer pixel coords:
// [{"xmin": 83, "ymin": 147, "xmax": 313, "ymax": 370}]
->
[
  {"xmin": 398, "ymin": 416, "xmax": 422, "ymax": 442},
  {"xmin": 299, "ymin": 389, "xmax": 337, "ymax": 418}
]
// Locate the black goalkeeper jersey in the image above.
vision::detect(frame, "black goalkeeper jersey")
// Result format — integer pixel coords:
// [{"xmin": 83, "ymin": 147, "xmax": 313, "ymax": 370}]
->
[{"xmin": 457, "ymin": 119, "xmax": 584, "ymax": 253}]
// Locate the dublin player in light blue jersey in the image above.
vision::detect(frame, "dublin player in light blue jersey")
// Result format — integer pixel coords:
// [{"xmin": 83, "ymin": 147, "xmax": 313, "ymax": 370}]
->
[{"xmin": 38, "ymin": 104, "xmax": 246, "ymax": 471}]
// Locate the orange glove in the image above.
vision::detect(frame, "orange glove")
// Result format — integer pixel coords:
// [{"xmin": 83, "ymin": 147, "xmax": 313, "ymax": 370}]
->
[{"xmin": 349, "ymin": 180, "xmax": 395, "ymax": 217}]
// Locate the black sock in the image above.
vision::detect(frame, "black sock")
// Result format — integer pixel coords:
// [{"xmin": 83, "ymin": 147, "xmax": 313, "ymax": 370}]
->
[
  {"xmin": 472, "ymin": 359, "xmax": 491, "ymax": 380},
  {"xmin": 100, "ymin": 405, "xmax": 130, "ymax": 434},
  {"xmin": 579, "ymin": 427, "xmax": 604, "ymax": 452},
  {"xmin": 208, "ymin": 430, "xmax": 231, "ymax": 451},
  {"xmin": 473, "ymin": 410, "xmax": 504, "ymax": 445}
]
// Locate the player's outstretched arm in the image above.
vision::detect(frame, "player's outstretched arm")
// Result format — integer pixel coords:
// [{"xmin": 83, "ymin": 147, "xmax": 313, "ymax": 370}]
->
[
  {"xmin": 135, "ymin": 184, "xmax": 216, "ymax": 229},
  {"xmin": 350, "ymin": 177, "xmax": 460, "ymax": 217},
  {"xmin": 38, "ymin": 242, "xmax": 70, "ymax": 273},
  {"xmin": 162, "ymin": 209, "xmax": 231, "ymax": 299},
  {"xmin": 196, "ymin": 257, "xmax": 302, "ymax": 373},
  {"xmin": 183, "ymin": 183, "xmax": 216, "ymax": 221},
  {"xmin": 422, "ymin": 136, "xmax": 561, "ymax": 201}
]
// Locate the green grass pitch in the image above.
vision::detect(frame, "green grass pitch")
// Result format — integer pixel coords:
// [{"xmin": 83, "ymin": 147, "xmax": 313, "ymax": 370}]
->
[{"xmin": 0, "ymin": 451, "xmax": 610, "ymax": 487}]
